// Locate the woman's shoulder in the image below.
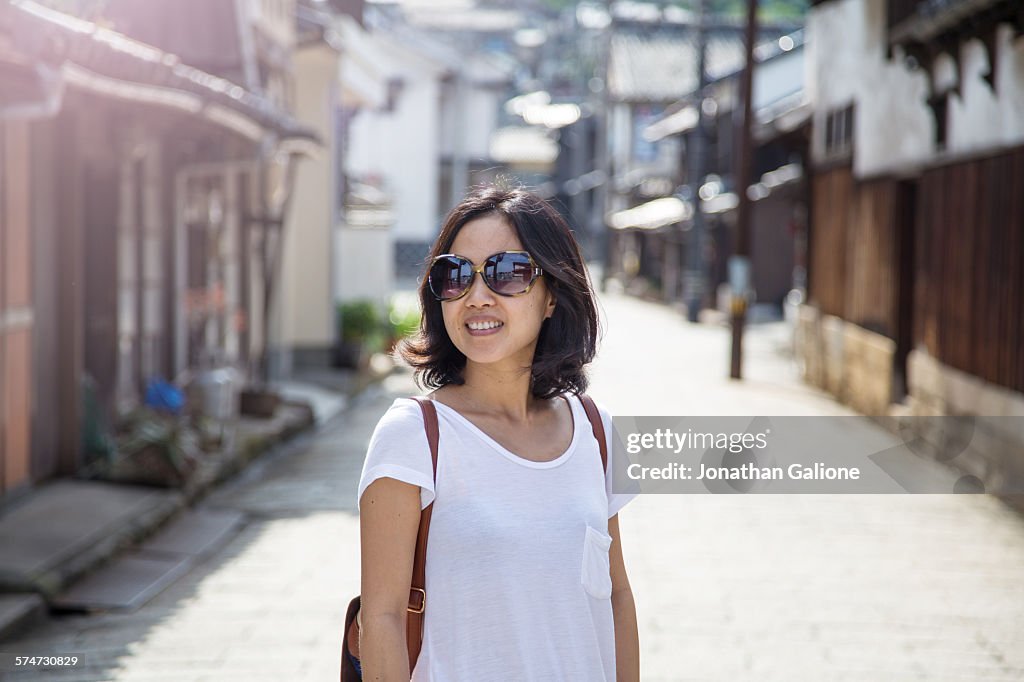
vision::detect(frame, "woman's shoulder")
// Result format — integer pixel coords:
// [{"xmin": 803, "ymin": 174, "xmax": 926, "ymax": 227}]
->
[
  {"xmin": 363, "ymin": 397, "xmax": 434, "ymax": 470},
  {"xmin": 373, "ymin": 397, "xmax": 429, "ymax": 435},
  {"xmin": 385, "ymin": 395, "xmax": 429, "ymax": 412}
]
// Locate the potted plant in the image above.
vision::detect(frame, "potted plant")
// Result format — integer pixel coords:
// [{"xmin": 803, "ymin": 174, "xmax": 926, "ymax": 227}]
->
[
  {"xmin": 334, "ymin": 300, "xmax": 383, "ymax": 369},
  {"xmin": 101, "ymin": 408, "xmax": 199, "ymax": 488}
]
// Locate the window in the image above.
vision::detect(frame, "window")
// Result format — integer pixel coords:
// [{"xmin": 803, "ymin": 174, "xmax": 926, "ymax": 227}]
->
[{"xmin": 823, "ymin": 104, "xmax": 854, "ymax": 160}]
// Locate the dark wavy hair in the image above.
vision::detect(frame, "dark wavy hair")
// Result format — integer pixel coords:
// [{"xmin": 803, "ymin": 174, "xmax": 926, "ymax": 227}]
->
[{"xmin": 398, "ymin": 183, "xmax": 600, "ymax": 399}]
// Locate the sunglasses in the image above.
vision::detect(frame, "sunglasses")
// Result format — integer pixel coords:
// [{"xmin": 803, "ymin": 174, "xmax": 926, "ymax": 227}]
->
[{"xmin": 427, "ymin": 251, "xmax": 543, "ymax": 302}]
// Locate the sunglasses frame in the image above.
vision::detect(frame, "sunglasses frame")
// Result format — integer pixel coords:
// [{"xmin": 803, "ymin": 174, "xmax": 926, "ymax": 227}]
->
[{"xmin": 428, "ymin": 250, "xmax": 544, "ymax": 302}]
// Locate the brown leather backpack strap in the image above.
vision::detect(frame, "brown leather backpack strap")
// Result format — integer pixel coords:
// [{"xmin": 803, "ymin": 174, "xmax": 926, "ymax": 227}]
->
[
  {"xmin": 579, "ymin": 393, "xmax": 608, "ymax": 472},
  {"xmin": 407, "ymin": 396, "xmax": 439, "ymax": 673}
]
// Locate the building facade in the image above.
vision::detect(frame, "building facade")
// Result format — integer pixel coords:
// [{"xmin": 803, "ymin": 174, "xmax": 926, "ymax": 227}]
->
[
  {"xmin": 0, "ymin": 0, "xmax": 313, "ymax": 504},
  {"xmin": 800, "ymin": 0, "xmax": 1024, "ymax": 487}
]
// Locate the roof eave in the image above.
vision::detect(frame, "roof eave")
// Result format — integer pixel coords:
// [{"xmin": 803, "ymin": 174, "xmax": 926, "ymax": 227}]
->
[{"xmin": 9, "ymin": 0, "xmax": 320, "ymax": 144}]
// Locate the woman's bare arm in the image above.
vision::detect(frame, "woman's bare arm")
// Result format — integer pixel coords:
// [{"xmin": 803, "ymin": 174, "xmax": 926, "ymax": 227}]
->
[
  {"xmin": 609, "ymin": 513, "xmax": 640, "ymax": 681},
  {"xmin": 359, "ymin": 476, "xmax": 423, "ymax": 680}
]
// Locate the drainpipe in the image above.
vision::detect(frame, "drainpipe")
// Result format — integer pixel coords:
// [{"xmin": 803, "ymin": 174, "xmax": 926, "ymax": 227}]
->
[{"xmin": 233, "ymin": 0, "xmax": 261, "ymax": 93}]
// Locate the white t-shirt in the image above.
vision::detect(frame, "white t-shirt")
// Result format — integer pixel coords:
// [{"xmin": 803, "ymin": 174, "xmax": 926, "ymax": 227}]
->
[{"xmin": 356, "ymin": 393, "xmax": 637, "ymax": 681}]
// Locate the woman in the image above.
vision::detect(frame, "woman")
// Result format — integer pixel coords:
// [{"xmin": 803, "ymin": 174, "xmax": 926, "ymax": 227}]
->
[{"xmin": 356, "ymin": 184, "xmax": 640, "ymax": 680}]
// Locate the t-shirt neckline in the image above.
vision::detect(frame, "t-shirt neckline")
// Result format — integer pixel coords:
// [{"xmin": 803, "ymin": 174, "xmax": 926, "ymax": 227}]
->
[{"xmin": 430, "ymin": 394, "xmax": 581, "ymax": 469}]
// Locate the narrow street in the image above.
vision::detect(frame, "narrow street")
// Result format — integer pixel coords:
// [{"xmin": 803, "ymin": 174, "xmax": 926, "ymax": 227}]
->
[{"xmin": 4, "ymin": 291, "xmax": 1024, "ymax": 681}]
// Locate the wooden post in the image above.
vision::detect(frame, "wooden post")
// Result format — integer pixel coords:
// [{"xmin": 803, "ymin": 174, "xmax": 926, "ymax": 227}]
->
[{"xmin": 730, "ymin": 0, "xmax": 758, "ymax": 380}]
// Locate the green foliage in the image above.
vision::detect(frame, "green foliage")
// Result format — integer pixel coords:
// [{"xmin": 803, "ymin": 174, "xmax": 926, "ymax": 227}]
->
[
  {"xmin": 536, "ymin": 0, "xmax": 578, "ymax": 11},
  {"xmin": 664, "ymin": 0, "xmax": 809, "ymax": 22},
  {"xmin": 337, "ymin": 296, "xmax": 421, "ymax": 358},
  {"xmin": 388, "ymin": 297, "xmax": 422, "ymax": 342},
  {"xmin": 338, "ymin": 300, "xmax": 383, "ymax": 343}
]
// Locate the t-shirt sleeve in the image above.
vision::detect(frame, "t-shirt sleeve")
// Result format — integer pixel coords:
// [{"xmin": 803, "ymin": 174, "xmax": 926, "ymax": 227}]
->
[
  {"xmin": 356, "ymin": 398, "xmax": 436, "ymax": 513},
  {"xmin": 597, "ymin": 400, "xmax": 641, "ymax": 519}
]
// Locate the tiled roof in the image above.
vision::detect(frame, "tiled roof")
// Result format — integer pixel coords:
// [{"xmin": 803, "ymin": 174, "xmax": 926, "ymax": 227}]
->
[{"xmin": 99, "ymin": 0, "xmax": 244, "ymax": 78}]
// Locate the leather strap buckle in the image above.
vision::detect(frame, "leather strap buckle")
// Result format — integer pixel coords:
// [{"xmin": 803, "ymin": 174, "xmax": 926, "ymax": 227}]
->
[{"xmin": 407, "ymin": 587, "xmax": 426, "ymax": 614}]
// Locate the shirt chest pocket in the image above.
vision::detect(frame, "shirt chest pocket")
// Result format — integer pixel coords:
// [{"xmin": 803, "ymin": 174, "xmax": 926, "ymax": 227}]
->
[{"xmin": 581, "ymin": 525, "xmax": 613, "ymax": 599}]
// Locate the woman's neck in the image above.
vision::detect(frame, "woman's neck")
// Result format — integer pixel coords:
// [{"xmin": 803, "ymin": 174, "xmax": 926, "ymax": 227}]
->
[{"xmin": 451, "ymin": 361, "xmax": 540, "ymax": 420}]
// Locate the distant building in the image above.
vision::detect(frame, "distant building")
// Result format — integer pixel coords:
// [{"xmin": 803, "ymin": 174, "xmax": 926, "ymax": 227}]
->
[
  {"xmin": 605, "ymin": 18, "xmax": 804, "ymax": 310},
  {"xmin": 272, "ymin": 2, "xmax": 386, "ymax": 377},
  {"xmin": 345, "ymin": 8, "xmax": 515, "ymax": 282}
]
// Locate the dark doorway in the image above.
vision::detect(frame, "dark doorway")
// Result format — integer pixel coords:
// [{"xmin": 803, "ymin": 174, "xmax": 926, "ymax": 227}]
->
[{"xmin": 893, "ymin": 179, "xmax": 917, "ymax": 401}]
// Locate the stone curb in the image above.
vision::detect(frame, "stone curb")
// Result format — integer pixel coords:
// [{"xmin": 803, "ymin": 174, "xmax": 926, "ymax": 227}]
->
[{"xmin": 0, "ymin": 594, "xmax": 48, "ymax": 642}]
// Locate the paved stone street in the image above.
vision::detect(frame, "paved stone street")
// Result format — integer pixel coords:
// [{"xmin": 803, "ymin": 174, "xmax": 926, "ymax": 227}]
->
[{"xmin": 3, "ymin": 291, "xmax": 1024, "ymax": 681}]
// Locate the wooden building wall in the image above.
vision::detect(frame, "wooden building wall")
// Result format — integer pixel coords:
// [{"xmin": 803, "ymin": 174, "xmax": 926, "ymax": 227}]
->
[
  {"xmin": 916, "ymin": 147, "xmax": 1024, "ymax": 393},
  {"xmin": 847, "ymin": 178, "xmax": 899, "ymax": 337},
  {"xmin": 809, "ymin": 167, "xmax": 849, "ymax": 321},
  {"xmin": 0, "ymin": 122, "xmax": 34, "ymax": 498},
  {"xmin": 809, "ymin": 166, "xmax": 900, "ymax": 339}
]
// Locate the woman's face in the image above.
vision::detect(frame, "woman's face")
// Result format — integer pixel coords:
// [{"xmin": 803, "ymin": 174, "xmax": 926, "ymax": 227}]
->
[{"xmin": 441, "ymin": 213, "xmax": 555, "ymax": 371}]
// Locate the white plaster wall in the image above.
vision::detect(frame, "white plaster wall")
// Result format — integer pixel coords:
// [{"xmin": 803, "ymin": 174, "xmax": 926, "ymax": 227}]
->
[
  {"xmin": 753, "ymin": 45, "xmax": 804, "ymax": 110},
  {"xmin": 809, "ymin": 0, "xmax": 1024, "ymax": 177},
  {"xmin": 808, "ymin": 0, "xmax": 931, "ymax": 174},
  {"xmin": 346, "ymin": 34, "xmax": 446, "ymax": 241},
  {"xmin": 282, "ymin": 44, "xmax": 336, "ymax": 348},
  {"xmin": 947, "ymin": 26, "xmax": 1024, "ymax": 152},
  {"xmin": 460, "ymin": 86, "xmax": 501, "ymax": 160},
  {"xmin": 335, "ymin": 225, "xmax": 393, "ymax": 306}
]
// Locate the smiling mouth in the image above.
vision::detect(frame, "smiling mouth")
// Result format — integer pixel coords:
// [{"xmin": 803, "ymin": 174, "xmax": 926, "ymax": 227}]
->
[{"xmin": 466, "ymin": 321, "xmax": 504, "ymax": 331}]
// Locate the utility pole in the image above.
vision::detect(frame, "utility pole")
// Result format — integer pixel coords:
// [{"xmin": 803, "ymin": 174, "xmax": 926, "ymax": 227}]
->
[
  {"xmin": 729, "ymin": 0, "xmax": 758, "ymax": 379},
  {"xmin": 684, "ymin": 0, "xmax": 710, "ymax": 322},
  {"xmin": 592, "ymin": 0, "xmax": 614, "ymax": 290}
]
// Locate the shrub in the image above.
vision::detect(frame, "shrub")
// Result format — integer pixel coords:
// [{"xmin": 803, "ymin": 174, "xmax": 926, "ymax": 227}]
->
[{"xmin": 338, "ymin": 300, "xmax": 382, "ymax": 344}]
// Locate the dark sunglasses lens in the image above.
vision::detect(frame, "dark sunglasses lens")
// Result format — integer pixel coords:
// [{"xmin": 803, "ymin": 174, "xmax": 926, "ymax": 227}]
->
[
  {"xmin": 486, "ymin": 252, "xmax": 536, "ymax": 295},
  {"xmin": 429, "ymin": 257, "xmax": 471, "ymax": 300}
]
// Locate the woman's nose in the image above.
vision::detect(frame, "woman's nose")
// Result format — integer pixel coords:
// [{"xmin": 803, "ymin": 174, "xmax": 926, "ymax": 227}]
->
[{"xmin": 463, "ymin": 271, "xmax": 496, "ymax": 306}]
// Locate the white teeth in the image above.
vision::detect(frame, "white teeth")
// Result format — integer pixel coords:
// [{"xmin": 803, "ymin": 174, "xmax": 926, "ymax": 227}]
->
[{"xmin": 467, "ymin": 320, "xmax": 503, "ymax": 330}]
